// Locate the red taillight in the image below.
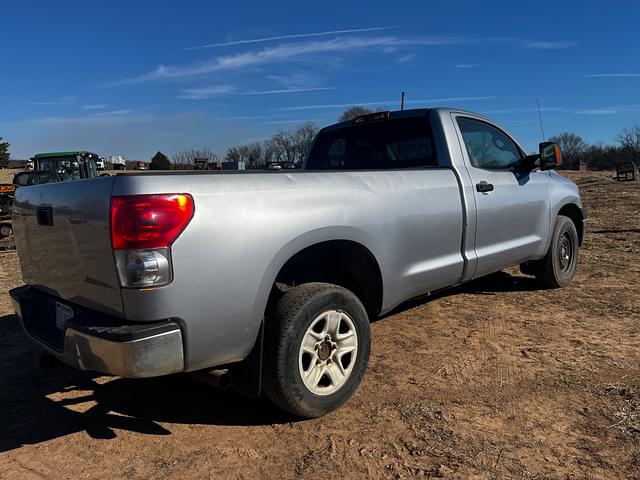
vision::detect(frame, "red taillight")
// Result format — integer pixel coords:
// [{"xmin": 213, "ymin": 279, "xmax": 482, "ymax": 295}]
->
[{"xmin": 110, "ymin": 194, "xmax": 194, "ymax": 249}]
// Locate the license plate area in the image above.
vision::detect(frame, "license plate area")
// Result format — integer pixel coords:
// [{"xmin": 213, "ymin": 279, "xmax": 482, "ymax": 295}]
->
[
  {"xmin": 55, "ymin": 302, "xmax": 74, "ymax": 330},
  {"xmin": 21, "ymin": 296, "xmax": 75, "ymax": 352}
]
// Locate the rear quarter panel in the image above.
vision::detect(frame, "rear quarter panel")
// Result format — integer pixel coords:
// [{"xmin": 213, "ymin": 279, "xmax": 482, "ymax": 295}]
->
[{"xmin": 112, "ymin": 170, "xmax": 464, "ymax": 371}]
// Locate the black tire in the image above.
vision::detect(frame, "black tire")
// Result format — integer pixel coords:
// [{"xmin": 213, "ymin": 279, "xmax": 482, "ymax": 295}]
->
[
  {"xmin": 262, "ymin": 282, "xmax": 371, "ymax": 418},
  {"xmin": 0, "ymin": 223, "xmax": 12, "ymax": 238},
  {"xmin": 534, "ymin": 215, "xmax": 579, "ymax": 288}
]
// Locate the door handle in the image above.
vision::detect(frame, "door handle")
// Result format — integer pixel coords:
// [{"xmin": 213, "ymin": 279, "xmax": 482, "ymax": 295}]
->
[{"xmin": 476, "ymin": 181, "xmax": 494, "ymax": 193}]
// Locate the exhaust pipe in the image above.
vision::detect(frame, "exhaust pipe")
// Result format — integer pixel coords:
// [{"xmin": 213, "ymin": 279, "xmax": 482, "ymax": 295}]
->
[{"xmin": 192, "ymin": 368, "xmax": 232, "ymax": 391}]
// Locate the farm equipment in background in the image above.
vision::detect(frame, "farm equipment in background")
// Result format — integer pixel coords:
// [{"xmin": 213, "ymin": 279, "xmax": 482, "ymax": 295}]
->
[
  {"xmin": 0, "ymin": 183, "xmax": 16, "ymax": 238},
  {"xmin": 616, "ymin": 161, "xmax": 636, "ymax": 181},
  {"xmin": 0, "ymin": 152, "xmax": 100, "ymax": 238},
  {"xmin": 109, "ymin": 154, "xmax": 127, "ymax": 170},
  {"xmin": 31, "ymin": 151, "xmax": 99, "ymax": 181}
]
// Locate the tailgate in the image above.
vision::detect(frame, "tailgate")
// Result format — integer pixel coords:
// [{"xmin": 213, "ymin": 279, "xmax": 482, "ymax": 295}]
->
[{"xmin": 12, "ymin": 176, "xmax": 124, "ymax": 317}]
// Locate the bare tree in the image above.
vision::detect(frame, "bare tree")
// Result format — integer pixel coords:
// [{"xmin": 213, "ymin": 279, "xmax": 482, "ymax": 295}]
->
[
  {"xmin": 271, "ymin": 130, "xmax": 297, "ymax": 164},
  {"xmin": 262, "ymin": 139, "xmax": 278, "ymax": 166},
  {"xmin": 172, "ymin": 148, "xmax": 219, "ymax": 169},
  {"xmin": 339, "ymin": 106, "xmax": 374, "ymax": 121},
  {"xmin": 548, "ymin": 132, "xmax": 587, "ymax": 169},
  {"xmin": 293, "ymin": 122, "xmax": 319, "ymax": 163},
  {"xmin": 240, "ymin": 142, "xmax": 264, "ymax": 168},
  {"xmin": 224, "ymin": 146, "xmax": 243, "ymax": 163},
  {"xmin": 617, "ymin": 124, "xmax": 640, "ymax": 162}
]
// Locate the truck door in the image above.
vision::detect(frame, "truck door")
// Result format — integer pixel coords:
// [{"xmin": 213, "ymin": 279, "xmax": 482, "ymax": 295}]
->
[{"xmin": 454, "ymin": 115, "xmax": 550, "ymax": 278}]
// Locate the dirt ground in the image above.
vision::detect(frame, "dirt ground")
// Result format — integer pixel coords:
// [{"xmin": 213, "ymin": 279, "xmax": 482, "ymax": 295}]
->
[{"xmin": 0, "ymin": 170, "xmax": 638, "ymax": 479}]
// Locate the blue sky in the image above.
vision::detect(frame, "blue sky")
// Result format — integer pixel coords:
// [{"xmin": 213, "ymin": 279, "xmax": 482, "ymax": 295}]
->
[{"xmin": 1, "ymin": 0, "xmax": 639, "ymax": 159}]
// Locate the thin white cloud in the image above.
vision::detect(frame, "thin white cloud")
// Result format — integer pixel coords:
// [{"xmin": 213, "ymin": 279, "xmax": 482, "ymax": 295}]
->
[
  {"xmin": 177, "ymin": 84, "xmax": 236, "ymax": 99},
  {"xmin": 397, "ymin": 53, "xmax": 418, "ymax": 64},
  {"xmin": 524, "ymin": 107, "xmax": 566, "ymax": 113},
  {"xmin": 423, "ymin": 96, "xmax": 496, "ymax": 103},
  {"xmin": 241, "ymin": 87, "xmax": 335, "ymax": 96},
  {"xmin": 219, "ymin": 115, "xmax": 275, "ymax": 121},
  {"xmin": 30, "ymin": 96, "xmax": 77, "ymax": 106},
  {"xmin": 283, "ymin": 101, "xmax": 391, "ymax": 111},
  {"xmin": 574, "ymin": 108, "xmax": 617, "ymax": 115},
  {"xmin": 583, "ymin": 73, "xmax": 640, "ymax": 78},
  {"xmin": 185, "ymin": 26, "xmax": 399, "ymax": 50},
  {"xmin": 479, "ymin": 110, "xmax": 508, "ymax": 115},
  {"xmin": 31, "ymin": 101, "xmax": 64, "ymax": 106},
  {"xmin": 82, "ymin": 104, "xmax": 108, "ymax": 110},
  {"xmin": 262, "ymin": 119, "xmax": 326, "ymax": 125},
  {"xmin": 89, "ymin": 109, "xmax": 135, "ymax": 117},
  {"xmin": 110, "ymin": 35, "xmax": 467, "ymax": 85},
  {"xmin": 453, "ymin": 63, "xmax": 478, "ymax": 68},
  {"xmin": 281, "ymin": 96, "xmax": 496, "ymax": 111},
  {"xmin": 178, "ymin": 85, "xmax": 333, "ymax": 100},
  {"xmin": 523, "ymin": 41, "xmax": 575, "ymax": 49},
  {"xmin": 267, "ymin": 72, "xmax": 324, "ymax": 89},
  {"xmin": 4, "ymin": 112, "xmax": 157, "ymax": 127}
]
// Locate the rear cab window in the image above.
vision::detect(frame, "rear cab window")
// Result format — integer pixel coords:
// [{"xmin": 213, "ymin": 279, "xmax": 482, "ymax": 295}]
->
[{"xmin": 306, "ymin": 116, "xmax": 439, "ymax": 170}]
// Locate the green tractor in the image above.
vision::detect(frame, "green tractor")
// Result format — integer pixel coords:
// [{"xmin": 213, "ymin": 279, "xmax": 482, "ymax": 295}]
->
[
  {"xmin": 29, "ymin": 151, "xmax": 100, "ymax": 181},
  {"xmin": 0, "ymin": 151, "xmax": 101, "ymax": 238}
]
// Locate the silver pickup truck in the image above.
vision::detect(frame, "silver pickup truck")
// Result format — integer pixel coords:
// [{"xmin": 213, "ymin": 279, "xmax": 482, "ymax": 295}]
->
[{"xmin": 10, "ymin": 108, "xmax": 586, "ymax": 418}]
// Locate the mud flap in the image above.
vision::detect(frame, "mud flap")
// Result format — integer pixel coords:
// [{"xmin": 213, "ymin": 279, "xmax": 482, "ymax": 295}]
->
[{"xmin": 230, "ymin": 321, "xmax": 263, "ymax": 398}]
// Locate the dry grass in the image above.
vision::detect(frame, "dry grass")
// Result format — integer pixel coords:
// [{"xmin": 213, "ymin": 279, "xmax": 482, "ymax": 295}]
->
[{"xmin": 0, "ymin": 168, "xmax": 17, "ymax": 184}]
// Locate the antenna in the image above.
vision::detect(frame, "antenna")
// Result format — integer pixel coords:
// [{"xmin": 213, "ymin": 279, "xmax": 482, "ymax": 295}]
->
[
  {"xmin": 400, "ymin": 91, "xmax": 405, "ymax": 111},
  {"xmin": 536, "ymin": 98, "xmax": 546, "ymax": 141}
]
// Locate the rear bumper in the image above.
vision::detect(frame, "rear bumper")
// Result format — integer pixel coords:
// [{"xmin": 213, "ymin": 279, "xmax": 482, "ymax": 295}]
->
[{"xmin": 9, "ymin": 285, "xmax": 184, "ymax": 378}]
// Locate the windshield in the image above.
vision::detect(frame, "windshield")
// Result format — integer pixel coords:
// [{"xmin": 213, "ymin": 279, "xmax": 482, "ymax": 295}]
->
[
  {"xmin": 38, "ymin": 157, "xmax": 81, "ymax": 180},
  {"xmin": 36, "ymin": 156, "xmax": 98, "ymax": 180}
]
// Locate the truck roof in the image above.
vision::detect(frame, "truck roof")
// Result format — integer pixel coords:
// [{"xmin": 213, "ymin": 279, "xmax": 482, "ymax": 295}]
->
[
  {"xmin": 320, "ymin": 107, "xmax": 495, "ymax": 134},
  {"xmin": 32, "ymin": 151, "xmax": 98, "ymax": 159},
  {"xmin": 321, "ymin": 108, "xmax": 432, "ymax": 133}
]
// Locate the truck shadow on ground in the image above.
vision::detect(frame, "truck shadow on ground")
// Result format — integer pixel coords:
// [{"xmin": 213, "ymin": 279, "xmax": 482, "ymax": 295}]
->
[
  {"xmin": 0, "ymin": 314, "xmax": 291, "ymax": 453},
  {"xmin": 0, "ymin": 271, "xmax": 540, "ymax": 452}
]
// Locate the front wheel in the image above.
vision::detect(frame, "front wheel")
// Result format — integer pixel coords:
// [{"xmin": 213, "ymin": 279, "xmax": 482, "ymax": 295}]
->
[
  {"xmin": 262, "ymin": 282, "xmax": 371, "ymax": 418},
  {"xmin": 534, "ymin": 215, "xmax": 579, "ymax": 288}
]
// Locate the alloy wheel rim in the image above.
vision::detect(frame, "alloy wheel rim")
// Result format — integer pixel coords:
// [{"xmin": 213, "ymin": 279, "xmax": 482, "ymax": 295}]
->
[{"xmin": 298, "ymin": 309, "xmax": 358, "ymax": 396}]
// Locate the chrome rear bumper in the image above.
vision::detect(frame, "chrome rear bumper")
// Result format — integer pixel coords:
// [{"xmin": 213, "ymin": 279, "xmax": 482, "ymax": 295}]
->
[{"xmin": 10, "ymin": 285, "xmax": 184, "ymax": 378}]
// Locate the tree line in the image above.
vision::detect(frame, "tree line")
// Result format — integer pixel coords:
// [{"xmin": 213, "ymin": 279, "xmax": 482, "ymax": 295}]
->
[
  {"xmin": 165, "ymin": 122, "xmax": 320, "ymax": 170},
  {"xmin": 545, "ymin": 125, "xmax": 640, "ymax": 171},
  {"xmin": 3, "ymin": 107, "xmax": 639, "ymax": 171},
  {"xmin": 159, "ymin": 107, "xmax": 377, "ymax": 170},
  {"xmin": 166, "ymin": 105, "xmax": 639, "ymax": 172}
]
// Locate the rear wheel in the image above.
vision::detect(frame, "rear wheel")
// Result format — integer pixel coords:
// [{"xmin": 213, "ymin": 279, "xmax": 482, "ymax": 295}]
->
[
  {"xmin": 262, "ymin": 282, "xmax": 370, "ymax": 418},
  {"xmin": 533, "ymin": 215, "xmax": 579, "ymax": 288}
]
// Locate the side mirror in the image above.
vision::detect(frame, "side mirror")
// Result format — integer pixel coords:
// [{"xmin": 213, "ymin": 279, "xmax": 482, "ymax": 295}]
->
[{"xmin": 539, "ymin": 142, "xmax": 561, "ymax": 171}]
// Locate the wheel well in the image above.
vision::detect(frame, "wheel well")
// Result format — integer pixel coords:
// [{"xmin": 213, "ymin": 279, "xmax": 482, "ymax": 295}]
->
[
  {"xmin": 272, "ymin": 240, "xmax": 383, "ymax": 318},
  {"xmin": 558, "ymin": 203, "xmax": 584, "ymax": 246}
]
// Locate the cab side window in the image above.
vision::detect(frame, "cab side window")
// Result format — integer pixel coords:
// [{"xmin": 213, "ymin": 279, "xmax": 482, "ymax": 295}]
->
[{"xmin": 457, "ymin": 117, "xmax": 522, "ymax": 170}]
